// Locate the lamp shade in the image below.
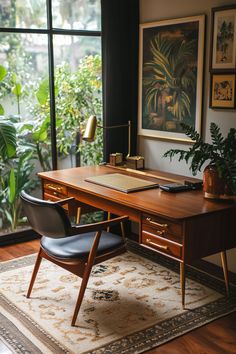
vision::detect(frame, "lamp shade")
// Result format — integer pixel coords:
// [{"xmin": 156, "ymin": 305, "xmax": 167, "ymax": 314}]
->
[{"xmin": 82, "ymin": 115, "xmax": 97, "ymax": 142}]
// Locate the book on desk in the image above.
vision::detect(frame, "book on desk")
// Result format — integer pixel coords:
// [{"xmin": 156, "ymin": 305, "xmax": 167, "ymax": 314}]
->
[{"xmin": 85, "ymin": 173, "xmax": 159, "ymax": 193}]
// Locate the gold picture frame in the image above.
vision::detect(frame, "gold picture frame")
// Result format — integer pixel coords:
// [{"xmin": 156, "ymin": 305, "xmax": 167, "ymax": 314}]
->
[
  {"xmin": 138, "ymin": 15, "xmax": 205, "ymax": 142},
  {"xmin": 210, "ymin": 73, "xmax": 235, "ymax": 109}
]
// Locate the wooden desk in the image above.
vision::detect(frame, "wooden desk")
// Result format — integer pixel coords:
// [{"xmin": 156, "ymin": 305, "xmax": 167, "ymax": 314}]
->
[{"xmin": 38, "ymin": 165, "xmax": 236, "ymax": 306}]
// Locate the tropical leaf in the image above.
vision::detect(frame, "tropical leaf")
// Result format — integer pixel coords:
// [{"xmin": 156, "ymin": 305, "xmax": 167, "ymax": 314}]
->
[
  {"xmin": 36, "ymin": 79, "xmax": 49, "ymax": 105},
  {"xmin": 0, "ymin": 121, "xmax": 17, "ymax": 160},
  {"xmin": 0, "ymin": 104, "xmax": 4, "ymax": 115},
  {"xmin": 9, "ymin": 168, "xmax": 16, "ymax": 204},
  {"xmin": 210, "ymin": 122, "xmax": 224, "ymax": 149},
  {"xmin": 11, "ymin": 83, "xmax": 22, "ymax": 97},
  {"xmin": 0, "ymin": 65, "xmax": 7, "ymax": 81}
]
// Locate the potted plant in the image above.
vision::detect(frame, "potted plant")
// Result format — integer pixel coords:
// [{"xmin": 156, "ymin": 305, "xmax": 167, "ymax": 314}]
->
[{"xmin": 163, "ymin": 122, "xmax": 236, "ymax": 198}]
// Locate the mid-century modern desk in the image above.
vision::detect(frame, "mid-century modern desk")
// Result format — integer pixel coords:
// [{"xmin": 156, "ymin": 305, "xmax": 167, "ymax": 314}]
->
[{"xmin": 38, "ymin": 165, "xmax": 236, "ymax": 306}]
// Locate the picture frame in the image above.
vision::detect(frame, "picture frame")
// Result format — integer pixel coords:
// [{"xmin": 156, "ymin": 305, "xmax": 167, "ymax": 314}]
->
[
  {"xmin": 210, "ymin": 73, "xmax": 235, "ymax": 109},
  {"xmin": 211, "ymin": 5, "xmax": 236, "ymax": 70},
  {"xmin": 138, "ymin": 15, "xmax": 205, "ymax": 142}
]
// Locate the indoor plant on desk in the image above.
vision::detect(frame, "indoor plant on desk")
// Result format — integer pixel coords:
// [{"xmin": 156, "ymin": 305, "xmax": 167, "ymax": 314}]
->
[{"xmin": 163, "ymin": 122, "xmax": 236, "ymax": 199}]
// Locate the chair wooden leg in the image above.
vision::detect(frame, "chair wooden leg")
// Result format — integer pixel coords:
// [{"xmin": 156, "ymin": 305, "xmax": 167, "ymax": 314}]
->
[
  {"xmin": 71, "ymin": 230, "xmax": 102, "ymax": 326},
  {"xmin": 27, "ymin": 249, "xmax": 43, "ymax": 298},
  {"xmin": 180, "ymin": 262, "xmax": 185, "ymax": 308},
  {"xmin": 71, "ymin": 264, "xmax": 93, "ymax": 326},
  {"xmin": 221, "ymin": 251, "xmax": 230, "ymax": 295}
]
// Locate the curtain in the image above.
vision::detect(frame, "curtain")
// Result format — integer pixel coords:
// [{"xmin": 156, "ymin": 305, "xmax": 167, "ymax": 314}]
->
[{"xmin": 101, "ymin": 0, "xmax": 139, "ymax": 162}]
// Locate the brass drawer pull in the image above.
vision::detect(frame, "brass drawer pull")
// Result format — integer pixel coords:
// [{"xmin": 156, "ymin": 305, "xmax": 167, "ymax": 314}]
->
[
  {"xmin": 156, "ymin": 230, "xmax": 165, "ymax": 236},
  {"xmin": 47, "ymin": 184, "xmax": 62, "ymax": 192},
  {"xmin": 146, "ymin": 217, "xmax": 168, "ymax": 229},
  {"xmin": 146, "ymin": 238, "xmax": 168, "ymax": 250}
]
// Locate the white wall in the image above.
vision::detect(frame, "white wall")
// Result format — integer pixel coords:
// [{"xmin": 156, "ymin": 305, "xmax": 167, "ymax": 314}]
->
[{"xmin": 139, "ymin": 0, "xmax": 236, "ymax": 272}]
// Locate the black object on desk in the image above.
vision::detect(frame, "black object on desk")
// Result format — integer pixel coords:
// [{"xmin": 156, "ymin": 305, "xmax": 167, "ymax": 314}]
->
[{"xmin": 159, "ymin": 183, "xmax": 192, "ymax": 192}]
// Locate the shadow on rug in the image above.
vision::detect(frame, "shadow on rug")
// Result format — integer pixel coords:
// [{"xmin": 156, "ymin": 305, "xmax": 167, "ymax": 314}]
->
[{"xmin": 0, "ymin": 245, "xmax": 236, "ymax": 354}]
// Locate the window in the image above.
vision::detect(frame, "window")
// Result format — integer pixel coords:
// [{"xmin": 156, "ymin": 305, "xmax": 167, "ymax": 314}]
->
[{"xmin": 0, "ymin": 0, "xmax": 102, "ymax": 238}]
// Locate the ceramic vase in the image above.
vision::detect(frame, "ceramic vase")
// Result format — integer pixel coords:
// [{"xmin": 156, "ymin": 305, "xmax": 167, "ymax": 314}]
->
[{"xmin": 203, "ymin": 165, "xmax": 225, "ymax": 199}]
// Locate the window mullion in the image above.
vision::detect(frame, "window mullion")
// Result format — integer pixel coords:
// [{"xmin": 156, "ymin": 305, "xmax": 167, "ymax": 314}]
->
[{"xmin": 47, "ymin": 0, "xmax": 57, "ymax": 170}]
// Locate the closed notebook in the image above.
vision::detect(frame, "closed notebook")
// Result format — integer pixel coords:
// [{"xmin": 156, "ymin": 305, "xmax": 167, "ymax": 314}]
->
[{"xmin": 85, "ymin": 173, "xmax": 159, "ymax": 193}]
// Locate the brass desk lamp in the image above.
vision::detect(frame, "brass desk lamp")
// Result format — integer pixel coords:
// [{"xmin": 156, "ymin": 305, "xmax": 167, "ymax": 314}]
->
[
  {"xmin": 83, "ymin": 115, "xmax": 144, "ymax": 169},
  {"xmin": 82, "ymin": 115, "xmax": 131, "ymax": 158}
]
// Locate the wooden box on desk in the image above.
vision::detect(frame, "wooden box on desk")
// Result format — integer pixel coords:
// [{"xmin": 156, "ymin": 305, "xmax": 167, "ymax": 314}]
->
[
  {"xmin": 109, "ymin": 153, "xmax": 123, "ymax": 166},
  {"xmin": 126, "ymin": 156, "xmax": 144, "ymax": 170}
]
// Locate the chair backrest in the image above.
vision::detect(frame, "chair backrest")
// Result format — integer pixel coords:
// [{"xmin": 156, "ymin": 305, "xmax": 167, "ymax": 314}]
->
[{"xmin": 20, "ymin": 191, "xmax": 72, "ymax": 238}]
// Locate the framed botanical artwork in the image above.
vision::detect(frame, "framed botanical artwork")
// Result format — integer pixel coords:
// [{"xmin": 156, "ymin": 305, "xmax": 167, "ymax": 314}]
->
[
  {"xmin": 138, "ymin": 15, "xmax": 205, "ymax": 142},
  {"xmin": 210, "ymin": 73, "xmax": 235, "ymax": 109},
  {"xmin": 211, "ymin": 5, "xmax": 236, "ymax": 70}
]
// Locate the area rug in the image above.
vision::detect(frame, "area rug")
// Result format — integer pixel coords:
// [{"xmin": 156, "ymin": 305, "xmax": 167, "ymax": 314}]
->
[{"xmin": 0, "ymin": 249, "xmax": 236, "ymax": 354}]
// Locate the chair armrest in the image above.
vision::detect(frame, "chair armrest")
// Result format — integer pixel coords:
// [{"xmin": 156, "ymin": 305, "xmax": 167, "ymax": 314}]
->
[
  {"xmin": 70, "ymin": 215, "xmax": 129, "ymax": 235},
  {"xmin": 55, "ymin": 197, "xmax": 75, "ymax": 206}
]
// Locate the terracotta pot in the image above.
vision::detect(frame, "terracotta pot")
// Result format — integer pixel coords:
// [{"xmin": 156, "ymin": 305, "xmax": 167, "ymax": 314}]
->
[{"xmin": 203, "ymin": 165, "xmax": 225, "ymax": 199}]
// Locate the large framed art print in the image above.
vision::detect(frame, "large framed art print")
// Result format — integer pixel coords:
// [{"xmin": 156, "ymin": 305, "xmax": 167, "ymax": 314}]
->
[{"xmin": 138, "ymin": 15, "xmax": 205, "ymax": 142}]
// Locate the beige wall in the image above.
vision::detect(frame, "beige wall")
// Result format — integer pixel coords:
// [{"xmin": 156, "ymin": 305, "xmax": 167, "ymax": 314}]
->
[{"xmin": 139, "ymin": 0, "xmax": 236, "ymax": 272}]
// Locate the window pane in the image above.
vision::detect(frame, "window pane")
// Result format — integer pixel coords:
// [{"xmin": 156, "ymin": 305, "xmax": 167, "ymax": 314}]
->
[
  {"xmin": 53, "ymin": 35, "xmax": 103, "ymax": 168},
  {"xmin": 52, "ymin": 0, "xmax": 101, "ymax": 30},
  {"xmin": 0, "ymin": 0, "xmax": 47, "ymax": 29},
  {"xmin": 0, "ymin": 32, "xmax": 51, "ymax": 234}
]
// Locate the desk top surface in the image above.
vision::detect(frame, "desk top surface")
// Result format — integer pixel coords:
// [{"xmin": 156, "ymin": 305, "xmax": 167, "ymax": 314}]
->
[{"xmin": 38, "ymin": 165, "xmax": 236, "ymax": 221}]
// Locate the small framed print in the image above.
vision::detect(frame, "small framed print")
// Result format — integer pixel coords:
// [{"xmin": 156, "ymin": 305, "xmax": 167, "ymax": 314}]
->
[
  {"xmin": 211, "ymin": 5, "xmax": 236, "ymax": 70},
  {"xmin": 210, "ymin": 73, "xmax": 235, "ymax": 109}
]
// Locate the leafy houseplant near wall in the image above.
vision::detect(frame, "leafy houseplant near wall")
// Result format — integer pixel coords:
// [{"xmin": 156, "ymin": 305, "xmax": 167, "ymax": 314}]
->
[
  {"xmin": 0, "ymin": 119, "xmax": 36, "ymax": 232},
  {"xmin": 163, "ymin": 123, "xmax": 236, "ymax": 199}
]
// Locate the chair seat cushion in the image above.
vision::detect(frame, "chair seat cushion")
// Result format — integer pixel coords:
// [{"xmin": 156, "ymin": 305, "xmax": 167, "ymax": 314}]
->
[{"xmin": 41, "ymin": 231, "xmax": 125, "ymax": 259}]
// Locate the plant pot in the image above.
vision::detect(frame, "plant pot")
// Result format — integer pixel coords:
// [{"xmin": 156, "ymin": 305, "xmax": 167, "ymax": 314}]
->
[
  {"xmin": 165, "ymin": 120, "xmax": 177, "ymax": 131},
  {"xmin": 150, "ymin": 116, "xmax": 164, "ymax": 129},
  {"xmin": 203, "ymin": 164, "xmax": 229, "ymax": 199}
]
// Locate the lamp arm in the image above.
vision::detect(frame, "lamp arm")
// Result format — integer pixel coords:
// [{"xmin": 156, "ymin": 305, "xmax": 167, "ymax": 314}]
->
[
  {"xmin": 97, "ymin": 123, "xmax": 129, "ymax": 129},
  {"xmin": 98, "ymin": 121, "xmax": 131, "ymax": 158}
]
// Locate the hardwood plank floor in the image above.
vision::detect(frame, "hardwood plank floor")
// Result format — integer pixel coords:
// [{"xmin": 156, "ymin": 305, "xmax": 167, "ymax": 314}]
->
[{"xmin": 1, "ymin": 240, "xmax": 236, "ymax": 354}]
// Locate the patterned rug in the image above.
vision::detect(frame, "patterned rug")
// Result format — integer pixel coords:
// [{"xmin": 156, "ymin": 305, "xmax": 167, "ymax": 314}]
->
[{"xmin": 0, "ymin": 248, "xmax": 236, "ymax": 354}]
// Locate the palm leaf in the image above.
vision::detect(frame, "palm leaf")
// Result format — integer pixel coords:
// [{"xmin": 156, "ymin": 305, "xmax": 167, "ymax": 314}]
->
[{"xmin": 172, "ymin": 91, "xmax": 191, "ymax": 120}]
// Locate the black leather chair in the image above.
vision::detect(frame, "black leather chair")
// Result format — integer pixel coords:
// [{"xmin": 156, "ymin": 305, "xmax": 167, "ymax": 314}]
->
[{"xmin": 20, "ymin": 191, "xmax": 128, "ymax": 326}]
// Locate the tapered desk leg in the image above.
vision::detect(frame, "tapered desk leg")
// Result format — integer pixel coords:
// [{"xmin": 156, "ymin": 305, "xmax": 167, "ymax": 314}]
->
[
  {"xmin": 76, "ymin": 207, "xmax": 81, "ymax": 224},
  {"xmin": 107, "ymin": 212, "xmax": 111, "ymax": 232},
  {"xmin": 180, "ymin": 262, "xmax": 185, "ymax": 308},
  {"xmin": 120, "ymin": 222, "xmax": 126, "ymax": 240},
  {"xmin": 221, "ymin": 251, "xmax": 230, "ymax": 295}
]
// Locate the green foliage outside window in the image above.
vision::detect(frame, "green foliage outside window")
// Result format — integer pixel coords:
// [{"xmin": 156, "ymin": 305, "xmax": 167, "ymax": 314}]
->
[
  {"xmin": 29, "ymin": 54, "xmax": 103, "ymax": 168},
  {"xmin": 0, "ymin": 55, "xmax": 103, "ymax": 232}
]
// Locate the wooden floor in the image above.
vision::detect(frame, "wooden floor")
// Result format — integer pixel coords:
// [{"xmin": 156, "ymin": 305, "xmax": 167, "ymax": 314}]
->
[{"xmin": 1, "ymin": 240, "xmax": 236, "ymax": 354}]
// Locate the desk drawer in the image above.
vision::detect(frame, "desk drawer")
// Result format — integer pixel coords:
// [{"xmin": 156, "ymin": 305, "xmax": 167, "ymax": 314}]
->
[
  {"xmin": 43, "ymin": 182, "xmax": 68, "ymax": 199},
  {"xmin": 142, "ymin": 230, "xmax": 182, "ymax": 259},
  {"xmin": 142, "ymin": 213, "xmax": 183, "ymax": 239}
]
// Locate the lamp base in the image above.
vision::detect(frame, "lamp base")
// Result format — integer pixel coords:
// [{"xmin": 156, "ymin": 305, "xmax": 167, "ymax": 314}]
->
[{"xmin": 126, "ymin": 156, "xmax": 145, "ymax": 170}]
